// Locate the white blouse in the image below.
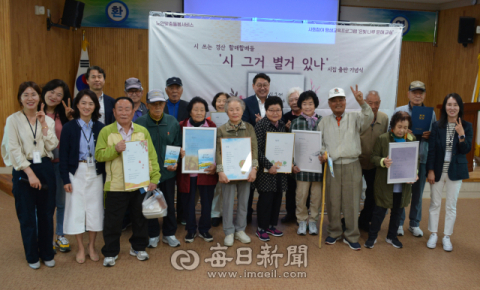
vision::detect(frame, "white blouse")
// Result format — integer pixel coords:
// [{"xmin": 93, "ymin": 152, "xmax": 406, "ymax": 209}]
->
[{"xmin": 1, "ymin": 111, "xmax": 58, "ymax": 171}]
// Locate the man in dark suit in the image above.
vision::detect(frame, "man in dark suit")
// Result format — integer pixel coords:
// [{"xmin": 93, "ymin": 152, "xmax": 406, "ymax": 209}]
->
[
  {"xmin": 242, "ymin": 73, "xmax": 271, "ymax": 126},
  {"xmin": 164, "ymin": 77, "xmax": 189, "ymax": 122},
  {"xmin": 241, "ymin": 73, "xmax": 271, "ymax": 223},
  {"xmin": 86, "ymin": 66, "xmax": 116, "ymax": 125},
  {"xmin": 163, "ymin": 76, "xmax": 189, "ymax": 225}
]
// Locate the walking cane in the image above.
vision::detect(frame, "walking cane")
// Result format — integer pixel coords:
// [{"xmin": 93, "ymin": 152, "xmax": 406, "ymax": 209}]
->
[{"xmin": 318, "ymin": 151, "xmax": 328, "ymax": 249}]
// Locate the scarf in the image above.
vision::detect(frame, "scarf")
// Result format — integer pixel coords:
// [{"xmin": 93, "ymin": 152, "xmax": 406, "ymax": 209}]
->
[
  {"xmin": 189, "ymin": 117, "xmax": 206, "ymax": 127},
  {"xmin": 301, "ymin": 112, "xmax": 318, "ymax": 129}
]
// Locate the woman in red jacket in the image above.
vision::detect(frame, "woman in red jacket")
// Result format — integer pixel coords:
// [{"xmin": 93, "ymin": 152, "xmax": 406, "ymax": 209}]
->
[{"xmin": 178, "ymin": 97, "xmax": 218, "ymax": 243}]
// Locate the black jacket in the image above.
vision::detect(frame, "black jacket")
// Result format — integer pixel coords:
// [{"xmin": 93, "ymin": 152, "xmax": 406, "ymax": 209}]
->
[
  {"xmin": 59, "ymin": 119, "xmax": 106, "ymax": 184},
  {"xmin": 426, "ymin": 120, "xmax": 473, "ymax": 181},
  {"xmin": 103, "ymin": 94, "xmax": 116, "ymax": 125},
  {"xmin": 164, "ymin": 99, "xmax": 189, "ymax": 122}
]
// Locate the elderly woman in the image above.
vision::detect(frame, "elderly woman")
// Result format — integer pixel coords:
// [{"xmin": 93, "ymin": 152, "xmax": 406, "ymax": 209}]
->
[
  {"xmin": 254, "ymin": 96, "xmax": 290, "ymax": 241},
  {"xmin": 60, "ymin": 89, "xmax": 105, "ymax": 263},
  {"xmin": 216, "ymin": 97, "xmax": 258, "ymax": 247},
  {"xmin": 426, "ymin": 93, "xmax": 472, "ymax": 252},
  {"xmin": 281, "ymin": 87, "xmax": 303, "ymax": 224},
  {"xmin": 1, "ymin": 82, "xmax": 58, "ymax": 269},
  {"xmin": 40, "ymin": 79, "xmax": 74, "ymax": 253},
  {"xmin": 178, "ymin": 97, "xmax": 218, "ymax": 243},
  {"xmin": 291, "ymin": 91, "xmax": 323, "ymax": 236},
  {"xmin": 209, "ymin": 92, "xmax": 230, "ymax": 227},
  {"xmin": 366, "ymin": 111, "xmax": 418, "ymax": 249}
]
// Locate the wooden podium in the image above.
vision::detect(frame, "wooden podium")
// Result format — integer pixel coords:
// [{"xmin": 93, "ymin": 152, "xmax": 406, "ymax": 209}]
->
[{"xmin": 436, "ymin": 102, "xmax": 480, "ymax": 172}]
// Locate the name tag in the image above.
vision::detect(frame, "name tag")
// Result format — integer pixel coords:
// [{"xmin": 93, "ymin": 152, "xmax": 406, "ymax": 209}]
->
[
  {"xmin": 444, "ymin": 152, "xmax": 452, "ymax": 162},
  {"xmin": 87, "ymin": 156, "xmax": 95, "ymax": 167},
  {"xmin": 33, "ymin": 151, "xmax": 42, "ymax": 164}
]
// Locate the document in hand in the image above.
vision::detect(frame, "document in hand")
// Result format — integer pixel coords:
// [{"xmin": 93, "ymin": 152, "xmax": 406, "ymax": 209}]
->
[{"xmin": 411, "ymin": 106, "xmax": 433, "ymax": 135}]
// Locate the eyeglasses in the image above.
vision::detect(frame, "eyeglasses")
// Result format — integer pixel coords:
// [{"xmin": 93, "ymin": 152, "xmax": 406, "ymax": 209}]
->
[
  {"xmin": 255, "ymin": 83, "xmax": 270, "ymax": 89},
  {"xmin": 267, "ymin": 109, "xmax": 282, "ymax": 114},
  {"xmin": 127, "ymin": 91, "xmax": 141, "ymax": 95}
]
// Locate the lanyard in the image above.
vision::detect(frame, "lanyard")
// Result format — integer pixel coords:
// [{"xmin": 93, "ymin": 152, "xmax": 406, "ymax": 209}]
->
[
  {"xmin": 23, "ymin": 112, "xmax": 38, "ymax": 146},
  {"xmin": 77, "ymin": 120, "xmax": 93, "ymax": 157}
]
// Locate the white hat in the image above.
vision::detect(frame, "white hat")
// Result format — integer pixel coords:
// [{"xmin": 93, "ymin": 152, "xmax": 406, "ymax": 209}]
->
[
  {"xmin": 328, "ymin": 87, "xmax": 346, "ymax": 99},
  {"xmin": 147, "ymin": 90, "xmax": 166, "ymax": 103}
]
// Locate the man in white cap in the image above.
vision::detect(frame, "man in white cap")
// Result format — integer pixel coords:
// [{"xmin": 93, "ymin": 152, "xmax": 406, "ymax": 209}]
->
[
  {"xmin": 318, "ymin": 85, "xmax": 374, "ymax": 250},
  {"xmin": 124, "ymin": 78, "xmax": 148, "ymax": 122},
  {"xmin": 135, "ymin": 90, "xmax": 182, "ymax": 248}
]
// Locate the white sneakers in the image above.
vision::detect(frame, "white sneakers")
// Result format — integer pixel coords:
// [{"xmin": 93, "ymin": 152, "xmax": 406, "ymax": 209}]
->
[
  {"xmin": 427, "ymin": 233, "xmax": 453, "ymax": 252},
  {"xmin": 44, "ymin": 259, "xmax": 55, "ymax": 267},
  {"xmin": 224, "ymin": 233, "xmax": 234, "ymax": 247},
  {"xmin": 103, "ymin": 256, "xmax": 118, "ymax": 267},
  {"xmin": 297, "ymin": 221, "xmax": 307, "ymax": 235},
  {"xmin": 308, "ymin": 221, "xmax": 318, "ymax": 235},
  {"xmin": 234, "ymin": 231, "xmax": 251, "ymax": 244},
  {"xmin": 427, "ymin": 233, "xmax": 438, "ymax": 249},
  {"xmin": 442, "ymin": 236, "xmax": 453, "ymax": 252},
  {"xmin": 224, "ymin": 231, "xmax": 251, "ymax": 246},
  {"xmin": 408, "ymin": 226, "xmax": 424, "ymax": 237},
  {"xmin": 162, "ymin": 235, "xmax": 181, "ymax": 247},
  {"xmin": 28, "ymin": 261, "xmax": 40, "ymax": 269},
  {"xmin": 148, "ymin": 236, "xmax": 160, "ymax": 248},
  {"xmin": 129, "ymin": 248, "xmax": 149, "ymax": 261},
  {"xmin": 397, "ymin": 226, "xmax": 404, "ymax": 236}
]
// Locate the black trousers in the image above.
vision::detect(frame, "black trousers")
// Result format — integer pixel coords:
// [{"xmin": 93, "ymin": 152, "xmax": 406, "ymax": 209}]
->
[
  {"xmin": 182, "ymin": 177, "xmax": 215, "ymax": 234},
  {"xmin": 148, "ymin": 177, "xmax": 177, "ymax": 237},
  {"xmin": 285, "ymin": 175, "xmax": 297, "ymax": 216},
  {"xmin": 247, "ymin": 183, "xmax": 255, "ymax": 217},
  {"xmin": 12, "ymin": 158, "xmax": 56, "ymax": 263},
  {"xmin": 102, "ymin": 189, "xmax": 148, "ymax": 257},
  {"xmin": 358, "ymin": 168, "xmax": 376, "ymax": 227},
  {"xmin": 257, "ymin": 190, "xmax": 283, "ymax": 230},
  {"xmin": 368, "ymin": 192, "xmax": 403, "ymax": 240},
  {"xmin": 177, "ymin": 184, "xmax": 185, "ymax": 221}
]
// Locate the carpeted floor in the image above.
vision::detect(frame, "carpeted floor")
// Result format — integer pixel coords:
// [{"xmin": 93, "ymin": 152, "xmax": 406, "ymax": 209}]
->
[{"xmin": 1, "ymin": 190, "xmax": 479, "ymax": 290}]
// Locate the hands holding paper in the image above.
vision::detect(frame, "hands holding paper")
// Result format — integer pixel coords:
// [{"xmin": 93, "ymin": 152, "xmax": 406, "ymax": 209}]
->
[
  {"xmin": 115, "ymin": 140, "xmax": 126, "ymax": 153},
  {"xmin": 204, "ymin": 164, "xmax": 217, "ymax": 175},
  {"xmin": 407, "ymin": 175, "xmax": 419, "ymax": 185},
  {"xmin": 292, "ymin": 165, "xmax": 301, "ymax": 174},
  {"xmin": 218, "ymin": 172, "xmax": 229, "ymax": 184},
  {"xmin": 180, "ymin": 148, "xmax": 185, "ymax": 158},
  {"xmin": 383, "ymin": 156, "xmax": 393, "ymax": 168},
  {"xmin": 268, "ymin": 165, "xmax": 280, "ymax": 175},
  {"xmin": 167, "ymin": 164, "xmax": 177, "ymax": 171},
  {"xmin": 247, "ymin": 168, "xmax": 257, "ymax": 182}
]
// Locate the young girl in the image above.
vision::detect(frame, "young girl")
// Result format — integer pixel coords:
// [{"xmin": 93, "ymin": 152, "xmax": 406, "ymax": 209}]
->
[{"xmin": 365, "ymin": 111, "xmax": 418, "ymax": 249}]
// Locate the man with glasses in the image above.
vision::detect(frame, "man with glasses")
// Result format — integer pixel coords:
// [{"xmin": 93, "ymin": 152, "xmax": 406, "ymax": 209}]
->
[
  {"xmin": 124, "ymin": 78, "xmax": 148, "ymax": 122},
  {"xmin": 242, "ymin": 73, "xmax": 272, "ymax": 224}
]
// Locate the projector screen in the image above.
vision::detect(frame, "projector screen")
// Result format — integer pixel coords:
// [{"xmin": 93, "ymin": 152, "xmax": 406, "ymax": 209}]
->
[{"xmin": 183, "ymin": 0, "xmax": 339, "ymax": 22}]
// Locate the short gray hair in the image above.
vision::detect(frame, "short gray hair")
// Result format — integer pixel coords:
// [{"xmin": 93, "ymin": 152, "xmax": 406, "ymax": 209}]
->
[
  {"xmin": 365, "ymin": 90, "xmax": 381, "ymax": 100},
  {"xmin": 287, "ymin": 87, "xmax": 303, "ymax": 100},
  {"xmin": 225, "ymin": 97, "xmax": 245, "ymax": 112}
]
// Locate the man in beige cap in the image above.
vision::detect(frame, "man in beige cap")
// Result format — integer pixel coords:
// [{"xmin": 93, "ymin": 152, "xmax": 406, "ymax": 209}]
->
[
  {"xmin": 318, "ymin": 85, "xmax": 374, "ymax": 250},
  {"xmin": 358, "ymin": 90, "xmax": 389, "ymax": 232},
  {"xmin": 394, "ymin": 81, "xmax": 436, "ymax": 237}
]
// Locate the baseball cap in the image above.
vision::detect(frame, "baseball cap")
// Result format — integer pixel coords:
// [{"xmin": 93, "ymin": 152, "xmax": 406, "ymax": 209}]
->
[
  {"xmin": 409, "ymin": 81, "xmax": 426, "ymax": 91},
  {"xmin": 328, "ymin": 87, "xmax": 346, "ymax": 99},
  {"xmin": 147, "ymin": 90, "xmax": 166, "ymax": 104},
  {"xmin": 166, "ymin": 77, "xmax": 182, "ymax": 87},
  {"xmin": 125, "ymin": 78, "xmax": 142, "ymax": 91}
]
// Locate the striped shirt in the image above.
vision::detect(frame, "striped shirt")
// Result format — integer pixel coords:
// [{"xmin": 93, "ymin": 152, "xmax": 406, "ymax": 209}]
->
[
  {"xmin": 443, "ymin": 123, "xmax": 455, "ymax": 173},
  {"xmin": 290, "ymin": 114, "xmax": 323, "ymax": 182}
]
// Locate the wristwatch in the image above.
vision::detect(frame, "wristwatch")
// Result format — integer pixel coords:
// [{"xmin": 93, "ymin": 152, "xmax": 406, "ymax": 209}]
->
[{"xmin": 459, "ymin": 135, "xmax": 465, "ymax": 141}]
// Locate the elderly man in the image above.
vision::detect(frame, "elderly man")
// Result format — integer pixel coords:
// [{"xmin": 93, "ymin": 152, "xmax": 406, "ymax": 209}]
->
[
  {"xmin": 95, "ymin": 97, "xmax": 160, "ymax": 267},
  {"xmin": 318, "ymin": 86, "xmax": 374, "ymax": 250},
  {"xmin": 86, "ymin": 66, "xmax": 116, "ymax": 125},
  {"xmin": 135, "ymin": 90, "xmax": 182, "ymax": 248},
  {"xmin": 358, "ymin": 91, "xmax": 389, "ymax": 232},
  {"xmin": 394, "ymin": 81, "xmax": 436, "ymax": 237},
  {"xmin": 163, "ymin": 77, "xmax": 189, "ymax": 122},
  {"xmin": 242, "ymin": 73, "xmax": 272, "ymax": 223},
  {"xmin": 124, "ymin": 78, "xmax": 148, "ymax": 122},
  {"xmin": 163, "ymin": 76, "xmax": 189, "ymax": 225}
]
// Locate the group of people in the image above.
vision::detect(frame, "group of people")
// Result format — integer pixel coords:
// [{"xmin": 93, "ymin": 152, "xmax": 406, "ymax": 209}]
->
[{"xmin": 1, "ymin": 68, "xmax": 473, "ymax": 270}]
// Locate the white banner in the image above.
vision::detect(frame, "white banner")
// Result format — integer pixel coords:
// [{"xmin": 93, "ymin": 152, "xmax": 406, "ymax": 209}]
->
[{"xmin": 149, "ymin": 16, "xmax": 403, "ymax": 117}]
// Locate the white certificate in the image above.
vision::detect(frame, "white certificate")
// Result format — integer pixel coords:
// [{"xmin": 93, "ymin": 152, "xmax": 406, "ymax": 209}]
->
[
  {"xmin": 123, "ymin": 140, "xmax": 150, "ymax": 190},
  {"xmin": 182, "ymin": 127, "xmax": 217, "ymax": 173},
  {"xmin": 387, "ymin": 141, "xmax": 419, "ymax": 184},
  {"xmin": 221, "ymin": 138, "xmax": 252, "ymax": 180},
  {"xmin": 211, "ymin": 112, "xmax": 229, "ymax": 127},
  {"xmin": 292, "ymin": 130, "xmax": 322, "ymax": 173},
  {"xmin": 264, "ymin": 132, "xmax": 295, "ymax": 173}
]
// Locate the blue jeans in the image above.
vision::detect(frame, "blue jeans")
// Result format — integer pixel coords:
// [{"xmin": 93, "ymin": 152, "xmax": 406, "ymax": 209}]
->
[
  {"xmin": 53, "ymin": 163, "xmax": 66, "ymax": 236},
  {"xmin": 399, "ymin": 163, "xmax": 427, "ymax": 227}
]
